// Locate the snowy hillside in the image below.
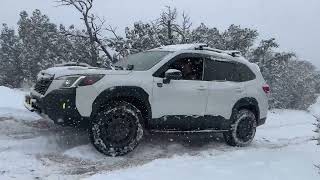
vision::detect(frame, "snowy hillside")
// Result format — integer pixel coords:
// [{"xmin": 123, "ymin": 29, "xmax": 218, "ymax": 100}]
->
[{"xmin": 0, "ymin": 86, "xmax": 319, "ymax": 180}]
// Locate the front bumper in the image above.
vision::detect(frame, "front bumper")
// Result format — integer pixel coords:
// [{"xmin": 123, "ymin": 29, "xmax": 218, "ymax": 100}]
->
[{"xmin": 24, "ymin": 88, "xmax": 89, "ymax": 127}]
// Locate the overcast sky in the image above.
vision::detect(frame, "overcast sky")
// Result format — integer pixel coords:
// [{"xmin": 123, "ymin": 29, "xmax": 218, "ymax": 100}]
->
[{"xmin": 1, "ymin": 0, "xmax": 319, "ymax": 68}]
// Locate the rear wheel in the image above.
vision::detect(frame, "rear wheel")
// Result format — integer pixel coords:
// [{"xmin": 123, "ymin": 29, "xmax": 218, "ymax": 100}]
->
[
  {"xmin": 224, "ymin": 109, "xmax": 257, "ymax": 147},
  {"xmin": 89, "ymin": 101, "xmax": 144, "ymax": 156}
]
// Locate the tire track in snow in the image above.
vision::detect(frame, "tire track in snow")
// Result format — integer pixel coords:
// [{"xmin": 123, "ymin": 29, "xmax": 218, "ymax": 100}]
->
[{"xmin": 0, "ymin": 111, "xmax": 316, "ymax": 177}]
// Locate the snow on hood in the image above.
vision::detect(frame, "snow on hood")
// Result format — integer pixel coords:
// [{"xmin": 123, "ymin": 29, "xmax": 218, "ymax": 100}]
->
[{"xmin": 41, "ymin": 66, "xmax": 131, "ymax": 78}]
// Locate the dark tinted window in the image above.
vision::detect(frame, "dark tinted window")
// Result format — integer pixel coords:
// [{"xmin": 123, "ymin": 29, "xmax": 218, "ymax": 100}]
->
[
  {"xmin": 160, "ymin": 57, "xmax": 204, "ymax": 81},
  {"xmin": 237, "ymin": 63, "xmax": 256, "ymax": 81},
  {"xmin": 204, "ymin": 59, "xmax": 255, "ymax": 82},
  {"xmin": 204, "ymin": 60, "xmax": 237, "ymax": 81}
]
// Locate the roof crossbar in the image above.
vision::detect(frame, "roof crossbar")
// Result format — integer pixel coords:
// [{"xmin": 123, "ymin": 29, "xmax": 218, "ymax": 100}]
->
[{"xmin": 195, "ymin": 45, "xmax": 241, "ymax": 57}]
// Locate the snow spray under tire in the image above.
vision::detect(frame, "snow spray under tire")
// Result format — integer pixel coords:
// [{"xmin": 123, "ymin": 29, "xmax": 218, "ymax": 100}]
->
[{"xmin": 89, "ymin": 101, "xmax": 144, "ymax": 156}]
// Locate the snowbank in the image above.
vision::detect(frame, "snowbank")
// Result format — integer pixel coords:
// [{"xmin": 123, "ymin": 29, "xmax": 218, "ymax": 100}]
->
[
  {"xmin": 0, "ymin": 86, "xmax": 39, "ymax": 120},
  {"xmin": 87, "ymin": 143, "xmax": 319, "ymax": 180},
  {"xmin": 0, "ymin": 86, "xmax": 27, "ymax": 109},
  {"xmin": 309, "ymin": 96, "xmax": 320, "ymax": 117}
]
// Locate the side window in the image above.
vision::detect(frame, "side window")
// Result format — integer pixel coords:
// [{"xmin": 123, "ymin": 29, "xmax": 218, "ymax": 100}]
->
[
  {"xmin": 204, "ymin": 59, "xmax": 238, "ymax": 81},
  {"xmin": 160, "ymin": 57, "xmax": 204, "ymax": 81},
  {"xmin": 204, "ymin": 58, "xmax": 256, "ymax": 82},
  {"xmin": 236, "ymin": 63, "xmax": 256, "ymax": 81}
]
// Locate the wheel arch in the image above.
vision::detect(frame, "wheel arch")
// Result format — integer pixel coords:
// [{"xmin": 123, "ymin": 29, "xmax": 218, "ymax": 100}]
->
[
  {"xmin": 232, "ymin": 97, "xmax": 260, "ymax": 122},
  {"xmin": 91, "ymin": 86, "xmax": 152, "ymax": 127}
]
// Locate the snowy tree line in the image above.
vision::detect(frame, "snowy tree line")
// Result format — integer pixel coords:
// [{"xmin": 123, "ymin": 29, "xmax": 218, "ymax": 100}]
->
[{"xmin": 0, "ymin": 7, "xmax": 319, "ymax": 110}]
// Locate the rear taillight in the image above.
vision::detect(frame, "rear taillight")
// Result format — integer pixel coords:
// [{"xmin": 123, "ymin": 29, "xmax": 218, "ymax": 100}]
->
[{"xmin": 262, "ymin": 84, "xmax": 270, "ymax": 94}]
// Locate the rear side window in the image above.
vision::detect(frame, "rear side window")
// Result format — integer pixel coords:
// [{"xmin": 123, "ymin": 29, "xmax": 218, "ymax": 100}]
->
[
  {"xmin": 237, "ymin": 63, "xmax": 256, "ymax": 81},
  {"xmin": 204, "ymin": 59, "xmax": 237, "ymax": 81},
  {"xmin": 204, "ymin": 58, "xmax": 255, "ymax": 82}
]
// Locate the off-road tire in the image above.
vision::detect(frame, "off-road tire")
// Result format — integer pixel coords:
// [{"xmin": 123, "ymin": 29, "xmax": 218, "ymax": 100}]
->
[
  {"xmin": 224, "ymin": 109, "xmax": 257, "ymax": 147},
  {"xmin": 89, "ymin": 101, "xmax": 144, "ymax": 156}
]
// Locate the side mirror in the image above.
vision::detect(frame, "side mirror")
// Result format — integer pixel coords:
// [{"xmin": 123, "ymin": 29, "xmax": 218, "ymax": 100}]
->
[{"xmin": 163, "ymin": 69, "xmax": 182, "ymax": 84}]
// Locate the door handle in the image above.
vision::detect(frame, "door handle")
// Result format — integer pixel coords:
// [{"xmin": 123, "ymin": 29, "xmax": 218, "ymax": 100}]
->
[
  {"xmin": 197, "ymin": 86, "xmax": 206, "ymax": 91},
  {"xmin": 236, "ymin": 88, "xmax": 243, "ymax": 92}
]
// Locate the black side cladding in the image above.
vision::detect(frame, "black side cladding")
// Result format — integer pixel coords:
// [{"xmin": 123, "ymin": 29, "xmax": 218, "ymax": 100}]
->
[
  {"xmin": 149, "ymin": 115, "xmax": 232, "ymax": 131},
  {"xmin": 91, "ymin": 86, "xmax": 152, "ymax": 125},
  {"xmin": 232, "ymin": 97, "xmax": 265, "ymax": 126}
]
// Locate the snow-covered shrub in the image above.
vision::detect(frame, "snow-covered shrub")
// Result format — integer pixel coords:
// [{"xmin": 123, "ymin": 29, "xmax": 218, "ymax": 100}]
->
[
  {"xmin": 317, "ymin": 120, "xmax": 320, "ymax": 145},
  {"xmin": 249, "ymin": 39, "xmax": 318, "ymax": 110},
  {"xmin": 316, "ymin": 117, "xmax": 320, "ymax": 172}
]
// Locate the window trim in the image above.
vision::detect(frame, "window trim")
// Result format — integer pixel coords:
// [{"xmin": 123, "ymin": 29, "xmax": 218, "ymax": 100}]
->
[
  {"xmin": 153, "ymin": 53, "xmax": 208, "ymax": 81},
  {"xmin": 204, "ymin": 57, "xmax": 256, "ymax": 82},
  {"xmin": 203, "ymin": 58, "xmax": 234, "ymax": 82}
]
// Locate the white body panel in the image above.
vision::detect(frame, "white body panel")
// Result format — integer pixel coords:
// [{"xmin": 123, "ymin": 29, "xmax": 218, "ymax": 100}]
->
[
  {"xmin": 81, "ymin": 71, "xmax": 154, "ymax": 117},
  {"xmin": 152, "ymin": 77, "xmax": 209, "ymax": 118},
  {"xmin": 32, "ymin": 45, "xmax": 269, "ymax": 122},
  {"xmin": 244, "ymin": 66, "xmax": 269, "ymax": 119},
  {"xmin": 206, "ymin": 81, "xmax": 246, "ymax": 119}
]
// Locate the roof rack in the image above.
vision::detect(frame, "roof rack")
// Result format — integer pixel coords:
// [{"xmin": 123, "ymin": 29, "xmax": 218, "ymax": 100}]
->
[
  {"xmin": 195, "ymin": 45, "xmax": 241, "ymax": 57},
  {"xmin": 55, "ymin": 62, "xmax": 92, "ymax": 67}
]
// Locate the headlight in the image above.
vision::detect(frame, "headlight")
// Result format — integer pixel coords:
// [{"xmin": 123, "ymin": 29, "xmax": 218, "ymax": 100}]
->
[
  {"xmin": 78, "ymin": 74, "xmax": 105, "ymax": 86},
  {"xmin": 56, "ymin": 74, "xmax": 105, "ymax": 88}
]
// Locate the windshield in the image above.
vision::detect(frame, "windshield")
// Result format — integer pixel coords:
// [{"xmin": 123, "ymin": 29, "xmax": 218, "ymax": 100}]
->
[{"xmin": 122, "ymin": 51, "xmax": 172, "ymax": 71}]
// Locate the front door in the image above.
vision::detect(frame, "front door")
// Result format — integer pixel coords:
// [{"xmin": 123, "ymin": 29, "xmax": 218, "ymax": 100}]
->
[{"xmin": 151, "ymin": 54, "xmax": 209, "ymax": 129}]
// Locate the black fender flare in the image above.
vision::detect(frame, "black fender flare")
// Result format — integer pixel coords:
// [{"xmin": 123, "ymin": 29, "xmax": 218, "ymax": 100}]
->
[
  {"xmin": 91, "ymin": 86, "xmax": 152, "ymax": 123},
  {"xmin": 231, "ymin": 97, "xmax": 260, "ymax": 122}
]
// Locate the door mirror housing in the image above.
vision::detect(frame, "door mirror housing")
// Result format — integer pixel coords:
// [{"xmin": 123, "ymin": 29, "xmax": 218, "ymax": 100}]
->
[{"xmin": 163, "ymin": 69, "xmax": 182, "ymax": 84}]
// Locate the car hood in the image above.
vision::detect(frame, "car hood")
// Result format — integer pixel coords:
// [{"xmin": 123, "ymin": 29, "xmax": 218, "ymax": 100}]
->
[{"xmin": 40, "ymin": 66, "xmax": 132, "ymax": 79}]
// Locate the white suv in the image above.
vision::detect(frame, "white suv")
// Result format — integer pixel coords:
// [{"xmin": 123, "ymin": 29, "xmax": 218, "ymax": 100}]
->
[{"xmin": 24, "ymin": 44, "xmax": 269, "ymax": 156}]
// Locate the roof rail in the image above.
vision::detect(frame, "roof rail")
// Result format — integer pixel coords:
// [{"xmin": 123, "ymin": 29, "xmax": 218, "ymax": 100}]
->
[
  {"xmin": 55, "ymin": 62, "xmax": 92, "ymax": 67},
  {"xmin": 195, "ymin": 46, "xmax": 242, "ymax": 57}
]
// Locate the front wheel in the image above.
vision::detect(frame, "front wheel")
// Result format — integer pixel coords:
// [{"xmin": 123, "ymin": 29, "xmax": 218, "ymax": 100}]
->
[
  {"xmin": 224, "ymin": 109, "xmax": 257, "ymax": 147},
  {"xmin": 89, "ymin": 101, "xmax": 144, "ymax": 156}
]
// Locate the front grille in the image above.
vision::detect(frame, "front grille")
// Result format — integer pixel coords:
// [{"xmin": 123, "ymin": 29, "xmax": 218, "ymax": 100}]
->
[{"xmin": 34, "ymin": 78, "xmax": 53, "ymax": 95}]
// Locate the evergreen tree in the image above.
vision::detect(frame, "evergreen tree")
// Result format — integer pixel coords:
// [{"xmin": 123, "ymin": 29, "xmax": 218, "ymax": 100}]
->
[
  {"xmin": 221, "ymin": 24, "xmax": 258, "ymax": 55},
  {"xmin": 191, "ymin": 23, "xmax": 223, "ymax": 48},
  {"xmin": 0, "ymin": 24, "xmax": 23, "ymax": 88},
  {"xmin": 125, "ymin": 22, "xmax": 161, "ymax": 53},
  {"xmin": 249, "ymin": 38, "xmax": 318, "ymax": 110},
  {"xmin": 58, "ymin": 24, "xmax": 98, "ymax": 65},
  {"xmin": 18, "ymin": 10, "xmax": 60, "ymax": 80}
]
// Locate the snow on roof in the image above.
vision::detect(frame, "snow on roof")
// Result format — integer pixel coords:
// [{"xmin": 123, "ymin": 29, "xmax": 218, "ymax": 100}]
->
[
  {"xmin": 152, "ymin": 43, "xmax": 207, "ymax": 51},
  {"xmin": 150, "ymin": 43, "xmax": 250, "ymax": 64}
]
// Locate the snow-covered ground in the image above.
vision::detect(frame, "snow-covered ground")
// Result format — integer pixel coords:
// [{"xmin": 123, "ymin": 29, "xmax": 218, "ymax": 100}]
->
[{"xmin": 0, "ymin": 86, "xmax": 319, "ymax": 180}]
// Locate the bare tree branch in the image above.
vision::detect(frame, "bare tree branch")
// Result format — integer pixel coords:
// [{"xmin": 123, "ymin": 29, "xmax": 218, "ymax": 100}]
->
[
  {"xmin": 56, "ymin": 0, "xmax": 113, "ymax": 65},
  {"xmin": 106, "ymin": 25, "xmax": 121, "ymax": 40},
  {"xmin": 175, "ymin": 12, "xmax": 192, "ymax": 43}
]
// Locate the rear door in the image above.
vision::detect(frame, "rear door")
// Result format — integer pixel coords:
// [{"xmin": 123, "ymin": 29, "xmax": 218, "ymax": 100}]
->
[{"xmin": 203, "ymin": 57, "xmax": 246, "ymax": 119}]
